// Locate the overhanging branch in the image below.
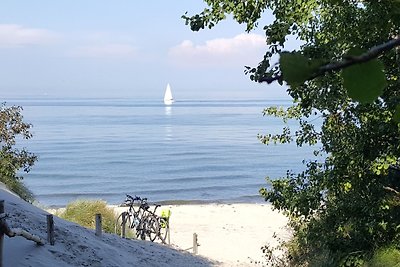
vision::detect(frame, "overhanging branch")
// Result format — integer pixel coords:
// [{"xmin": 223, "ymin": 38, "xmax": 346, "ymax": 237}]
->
[
  {"xmin": 383, "ymin": 186, "xmax": 400, "ymax": 196},
  {"xmin": 260, "ymin": 35, "xmax": 400, "ymax": 84}
]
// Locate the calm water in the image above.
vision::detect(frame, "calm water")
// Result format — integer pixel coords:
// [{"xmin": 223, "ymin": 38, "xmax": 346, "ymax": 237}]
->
[{"xmin": 8, "ymin": 98, "xmax": 317, "ymax": 207}]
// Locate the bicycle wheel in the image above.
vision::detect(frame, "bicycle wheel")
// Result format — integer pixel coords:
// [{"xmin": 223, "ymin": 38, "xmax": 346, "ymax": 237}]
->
[
  {"xmin": 158, "ymin": 217, "xmax": 169, "ymax": 243},
  {"xmin": 136, "ymin": 219, "xmax": 147, "ymax": 240},
  {"xmin": 145, "ymin": 215, "xmax": 160, "ymax": 242},
  {"xmin": 115, "ymin": 212, "xmax": 133, "ymax": 238}
]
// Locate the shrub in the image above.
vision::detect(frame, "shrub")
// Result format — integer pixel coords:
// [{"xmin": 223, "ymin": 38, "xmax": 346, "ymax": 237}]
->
[
  {"xmin": 58, "ymin": 200, "xmax": 117, "ymax": 234},
  {"xmin": 1, "ymin": 174, "xmax": 33, "ymax": 202},
  {"xmin": 365, "ymin": 247, "xmax": 400, "ymax": 267},
  {"xmin": 0, "ymin": 104, "xmax": 37, "ymax": 202}
]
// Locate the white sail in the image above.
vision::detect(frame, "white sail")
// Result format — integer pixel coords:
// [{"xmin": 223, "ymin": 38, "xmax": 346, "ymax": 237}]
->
[{"xmin": 163, "ymin": 83, "xmax": 174, "ymax": 105}]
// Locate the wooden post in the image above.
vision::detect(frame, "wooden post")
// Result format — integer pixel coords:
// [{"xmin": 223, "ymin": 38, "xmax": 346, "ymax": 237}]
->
[
  {"xmin": 95, "ymin": 214, "xmax": 102, "ymax": 237},
  {"xmin": 193, "ymin": 233, "xmax": 198, "ymax": 254},
  {"xmin": 0, "ymin": 200, "xmax": 4, "ymax": 267},
  {"xmin": 47, "ymin": 214, "xmax": 55, "ymax": 245},
  {"xmin": 167, "ymin": 219, "xmax": 170, "ymax": 245},
  {"xmin": 121, "ymin": 212, "xmax": 126, "ymax": 238}
]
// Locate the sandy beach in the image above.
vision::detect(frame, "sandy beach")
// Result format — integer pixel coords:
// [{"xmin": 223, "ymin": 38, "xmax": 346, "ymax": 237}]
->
[
  {"xmin": 114, "ymin": 203, "xmax": 290, "ymax": 266},
  {"xmin": 2, "ymin": 181, "xmax": 290, "ymax": 266}
]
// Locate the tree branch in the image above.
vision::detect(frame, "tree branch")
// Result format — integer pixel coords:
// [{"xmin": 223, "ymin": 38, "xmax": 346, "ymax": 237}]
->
[
  {"xmin": 260, "ymin": 35, "xmax": 400, "ymax": 84},
  {"xmin": 383, "ymin": 186, "xmax": 400, "ymax": 196}
]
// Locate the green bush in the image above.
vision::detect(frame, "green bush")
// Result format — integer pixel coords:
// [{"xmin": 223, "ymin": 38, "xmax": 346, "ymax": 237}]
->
[
  {"xmin": 1, "ymin": 175, "xmax": 33, "ymax": 202},
  {"xmin": 365, "ymin": 247, "xmax": 400, "ymax": 267},
  {"xmin": 0, "ymin": 104, "xmax": 37, "ymax": 203},
  {"xmin": 58, "ymin": 200, "xmax": 117, "ymax": 234}
]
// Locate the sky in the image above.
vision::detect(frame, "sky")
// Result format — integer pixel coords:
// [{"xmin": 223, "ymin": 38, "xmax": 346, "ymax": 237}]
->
[{"xmin": 0, "ymin": 1, "xmax": 292, "ymax": 100}]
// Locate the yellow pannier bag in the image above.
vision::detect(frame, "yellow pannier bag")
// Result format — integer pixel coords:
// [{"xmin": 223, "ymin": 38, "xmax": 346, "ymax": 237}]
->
[
  {"xmin": 160, "ymin": 209, "xmax": 171, "ymax": 228},
  {"xmin": 161, "ymin": 209, "xmax": 171, "ymax": 219}
]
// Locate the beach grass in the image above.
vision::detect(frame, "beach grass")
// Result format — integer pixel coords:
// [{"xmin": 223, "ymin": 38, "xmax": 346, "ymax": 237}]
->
[{"xmin": 57, "ymin": 199, "xmax": 117, "ymax": 234}]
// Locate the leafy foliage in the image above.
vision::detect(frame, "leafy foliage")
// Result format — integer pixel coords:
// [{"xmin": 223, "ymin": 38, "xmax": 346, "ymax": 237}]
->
[
  {"xmin": 0, "ymin": 104, "xmax": 36, "ymax": 202},
  {"xmin": 185, "ymin": 0, "xmax": 400, "ymax": 266},
  {"xmin": 341, "ymin": 49, "xmax": 387, "ymax": 103},
  {"xmin": 365, "ymin": 247, "xmax": 400, "ymax": 267},
  {"xmin": 279, "ymin": 52, "xmax": 319, "ymax": 87}
]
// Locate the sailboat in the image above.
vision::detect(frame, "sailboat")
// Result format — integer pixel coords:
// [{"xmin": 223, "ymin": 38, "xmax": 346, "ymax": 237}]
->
[{"xmin": 163, "ymin": 83, "xmax": 174, "ymax": 105}]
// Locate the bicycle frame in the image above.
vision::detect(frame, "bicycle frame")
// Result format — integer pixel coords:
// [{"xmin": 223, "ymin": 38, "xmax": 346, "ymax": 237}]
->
[{"xmin": 116, "ymin": 195, "xmax": 169, "ymax": 243}]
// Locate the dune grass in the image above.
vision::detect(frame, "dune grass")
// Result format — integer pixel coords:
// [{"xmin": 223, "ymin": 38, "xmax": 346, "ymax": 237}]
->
[{"xmin": 57, "ymin": 199, "xmax": 117, "ymax": 234}]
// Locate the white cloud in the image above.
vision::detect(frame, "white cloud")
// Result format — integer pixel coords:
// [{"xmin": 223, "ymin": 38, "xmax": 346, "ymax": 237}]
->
[
  {"xmin": 168, "ymin": 33, "xmax": 266, "ymax": 67},
  {"xmin": 0, "ymin": 24, "xmax": 58, "ymax": 47},
  {"xmin": 69, "ymin": 44, "xmax": 137, "ymax": 59}
]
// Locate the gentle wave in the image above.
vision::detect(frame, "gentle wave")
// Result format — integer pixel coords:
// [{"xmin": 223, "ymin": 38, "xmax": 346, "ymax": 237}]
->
[{"xmin": 13, "ymin": 98, "xmax": 320, "ymax": 206}]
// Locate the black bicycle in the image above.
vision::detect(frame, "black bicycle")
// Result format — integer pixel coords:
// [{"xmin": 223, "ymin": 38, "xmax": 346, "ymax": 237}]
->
[
  {"xmin": 139, "ymin": 203, "xmax": 169, "ymax": 243},
  {"xmin": 115, "ymin": 195, "xmax": 148, "ymax": 239},
  {"xmin": 115, "ymin": 195, "xmax": 169, "ymax": 243}
]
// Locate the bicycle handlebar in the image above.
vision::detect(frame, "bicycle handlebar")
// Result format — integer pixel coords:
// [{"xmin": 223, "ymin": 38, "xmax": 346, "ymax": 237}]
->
[
  {"xmin": 126, "ymin": 194, "xmax": 139, "ymax": 201},
  {"xmin": 124, "ymin": 194, "xmax": 149, "ymax": 205},
  {"xmin": 123, "ymin": 195, "xmax": 160, "ymax": 213}
]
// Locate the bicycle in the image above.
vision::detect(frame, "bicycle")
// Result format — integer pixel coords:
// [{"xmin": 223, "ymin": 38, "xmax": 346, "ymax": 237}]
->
[
  {"xmin": 115, "ymin": 195, "xmax": 170, "ymax": 243},
  {"xmin": 115, "ymin": 195, "xmax": 148, "ymax": 239},
  {"xmin": 139, "ymin": 203, "xmax": 169, "ymax": 243}
]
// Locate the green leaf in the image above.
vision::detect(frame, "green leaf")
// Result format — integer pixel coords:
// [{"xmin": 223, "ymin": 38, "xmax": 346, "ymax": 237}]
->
[
  {"xmin": 343, "ymin": 182, "xmax": 352, "ymax": 193},
  {"xmin": 341, "ymin": 49, "xmax": 387, "ymax": 103},
  {"xmin": 393, "ymin": 104, "xmax": 400, "ymax": 122},
  {"xmin": 280, "ymin": 52, "xmax": 318, "ymax": 87}
]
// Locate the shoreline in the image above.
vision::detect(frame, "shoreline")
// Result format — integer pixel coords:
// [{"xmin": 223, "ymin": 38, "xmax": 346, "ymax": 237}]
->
[{"xmin": 39, "ymin": 197, "xmax": 269, "ymax": 209}]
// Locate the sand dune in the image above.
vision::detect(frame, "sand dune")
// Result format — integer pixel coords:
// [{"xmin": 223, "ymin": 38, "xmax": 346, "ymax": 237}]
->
[{"xmin": 2, "ymin": 185, "xmax": 289, "ymax": 266}]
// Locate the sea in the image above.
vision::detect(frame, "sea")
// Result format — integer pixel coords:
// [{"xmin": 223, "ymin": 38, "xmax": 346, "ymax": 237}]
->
[{"xmin": 6, "ymin": 98, "xmax": 319, "ymax": 207}]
